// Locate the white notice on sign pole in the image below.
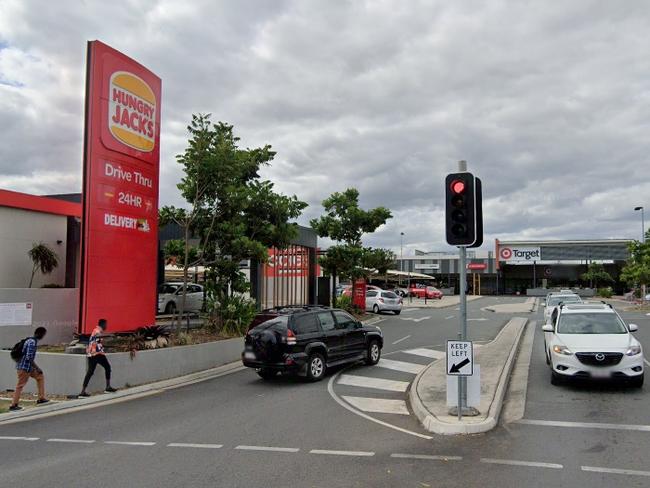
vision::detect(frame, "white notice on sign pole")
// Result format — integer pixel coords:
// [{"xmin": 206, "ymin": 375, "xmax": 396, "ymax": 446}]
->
[
  {"xmin": 446, "ymin": 340, "xmax": 473, "ymax": 376},
  {"xmin": 0, "ymin": 303, "xmax": 33, "ymax": 327}
]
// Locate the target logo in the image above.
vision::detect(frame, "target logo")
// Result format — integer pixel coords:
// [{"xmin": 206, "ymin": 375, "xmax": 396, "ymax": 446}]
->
[{"xmin": 500, "ymin": 247, "xmax": 513, "ymax": 259}]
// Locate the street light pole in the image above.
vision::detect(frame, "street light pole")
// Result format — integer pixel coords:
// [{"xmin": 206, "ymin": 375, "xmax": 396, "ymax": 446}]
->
[
  {"xmin": 400, "ymin": 232, "xmax": 404, "ymax": 286},
  {"xmin": 635, "ymin": 206, "xmax": 645, "ymax": 243}
]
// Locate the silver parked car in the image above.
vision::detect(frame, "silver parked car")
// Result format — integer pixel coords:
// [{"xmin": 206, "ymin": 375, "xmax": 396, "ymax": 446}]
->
[
  {"xmin": 366, "ymin": 290, "xmax": 402, "ymax": 315},
  {"xmin": 158, "ymin": 282, "xmax": 204, "ymax": 314}
]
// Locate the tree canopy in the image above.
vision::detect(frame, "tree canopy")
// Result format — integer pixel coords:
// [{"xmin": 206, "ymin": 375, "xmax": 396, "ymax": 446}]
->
[{"xmin": 621, "ymin": 230, "xmax": 650, "ymax": 288}]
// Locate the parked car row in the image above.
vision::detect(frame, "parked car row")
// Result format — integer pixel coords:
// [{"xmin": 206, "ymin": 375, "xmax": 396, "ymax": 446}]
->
[{"xmin": 157, "ymin": 282, "xmax": 204, "ymax": 314}]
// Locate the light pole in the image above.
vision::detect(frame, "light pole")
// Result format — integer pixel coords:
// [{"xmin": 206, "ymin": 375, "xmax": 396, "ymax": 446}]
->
[
  {"xmin": 400, "ymin": 232, "xmax": 404, "ymax": 286},
  {"xmin": 635, "ymin": 206, "xmax": 645, "ymax": 243}
]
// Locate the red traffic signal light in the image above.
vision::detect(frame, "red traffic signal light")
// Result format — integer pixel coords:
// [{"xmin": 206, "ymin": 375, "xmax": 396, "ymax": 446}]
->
[{"xmin": 450, "ymin": 179, "xmax": 466, "ymax": 194}]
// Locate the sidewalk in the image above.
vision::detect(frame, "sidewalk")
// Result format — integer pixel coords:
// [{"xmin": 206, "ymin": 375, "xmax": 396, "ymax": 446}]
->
[
  {"xmin": 409, "ymin": 317, "xmax": 528, "ymax": 435},
  {"xmin": 0, "ymin": 361, "xmax": 245, "ymax": 425},
  {"xmin": 404, "ymin": 295, "xmax": 483, "ymax": 309}
]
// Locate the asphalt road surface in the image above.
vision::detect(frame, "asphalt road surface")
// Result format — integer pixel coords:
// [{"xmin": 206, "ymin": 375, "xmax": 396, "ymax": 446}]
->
[{"xmin": 2, "ymin": 296, "xmax": 650, "ymax": 488}]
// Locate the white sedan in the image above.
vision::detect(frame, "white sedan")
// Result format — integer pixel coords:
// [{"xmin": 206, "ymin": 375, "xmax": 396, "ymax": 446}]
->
[
  {"xmin": 158, "ymin": 282, "xmax": 204, "ymax": 314},
  {"xmin": 366, "ymin": 290, "xmax": 402, "ymax": 315},
  {"xmin": 543, "ymin": 303, "xmax": 643, "ymax": 387}
]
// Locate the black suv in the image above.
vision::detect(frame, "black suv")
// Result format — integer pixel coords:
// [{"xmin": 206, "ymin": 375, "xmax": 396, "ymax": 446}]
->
[{"xmin": 242, "ymin": 306, "xmax": 383, "ymax": 381}]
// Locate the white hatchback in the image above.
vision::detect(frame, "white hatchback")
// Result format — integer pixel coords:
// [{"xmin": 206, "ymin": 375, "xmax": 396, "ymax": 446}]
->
[
  {"xmin": 543, "ymin": 303, "xmax": 643, "ymax": 387},
  {"xmin": 366, "ymin": 290, "xmax": 402, "ymax": 315}
]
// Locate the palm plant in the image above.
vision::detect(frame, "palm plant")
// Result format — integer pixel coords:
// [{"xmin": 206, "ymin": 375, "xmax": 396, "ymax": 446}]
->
[{"xmin": 28, "ymin": 242, "xmax": 59, "ymax": 288}]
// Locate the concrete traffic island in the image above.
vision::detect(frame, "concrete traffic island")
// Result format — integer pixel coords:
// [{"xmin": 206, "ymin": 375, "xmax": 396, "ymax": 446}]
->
[
  {"xmin": 408, "ymin": 317, "xmax": 528, "ymax": 435},
  {"xmin": 406, "ymin": 295, "xmax": 483, "ymax": 309},
  {"xmin": 482, "ymin": 297, "xmax": 537, "ymax": 314}
]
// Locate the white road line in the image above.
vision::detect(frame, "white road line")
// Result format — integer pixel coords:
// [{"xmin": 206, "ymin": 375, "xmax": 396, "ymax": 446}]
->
[
  {"xmin": 581, "ymin": 466, "xmax": 650, "ymax": 477},
  {"xmin": 377, "ymin": 358, "xmax": 425, "ymax": 374},
  {"xmin": 105, "ymin": 441, "xmax": 156, "ymax": 446},
  {"xmin": 391, "ymin": 453, "xmax": 462, "ymax": 461},
  {"xmin": 480, "ymin": 458, "xmax": 563, "ymax": 469},
  {"xmin": 327, "ymin": 374, "xmax": 433, "ymax": 440},
  {"xmin": 168, "ymin": 443, "xmax": 223, "ymax": 449},
  {"xmin": 47, "ymin": 438, "xmax": 95, "ymax": 444},
  {"xmin": 310, "ymin": 449, "xmax": 374, "ymax": 457},
  {"xmin": 235, "ymin": 445, "xmax": 299, "ymax": 453},
  {"xmin": 342, "ymin": 396, "xmax": 410, "ymax": 415},
  {"xmin": 337, "ymin": 374, "xmax": 409, "ymax": 392},
  {"xmin": 517, "ymin": 418, "xmax": 650, "ymax": 432},
  {"xmin": 0, "ymin": 436, "xmax": 39, "ymax": 441},
  {"xmin": 644, "ymin": 358, "xmax": 650, "ymax": 368},
  {"xmin": 392, "ymin": 335, "xmax": 411, "ymax": 345},
  {"xmin": 445, "ymin": 315, "xmax": 454, "ymax": 320},
  {"xmin": 403, "ymin": 348, "xmax": 445, "ymax": 359}
]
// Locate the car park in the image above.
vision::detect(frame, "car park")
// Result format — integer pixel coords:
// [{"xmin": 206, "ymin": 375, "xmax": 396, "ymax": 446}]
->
[
  {"xmin": 543, "ymin": 303, "xmax": 643, "ymax": 387},
  {"xmin": 242, "ymin": 305, "xmax": 384, "ymax": 381},
  {"xmin": 157, "ymin": 282, "xmax": 204, "ymax": 314},
  {"xmin": 409, "ymin": 285, "xmax": 443, "ymax": 299},
  {"xmin": 365, "ymin": 289, "xmax": 402, "ymax": 314},
  {"xmin": 543, "ymin": 293, "xmax": 582, "ymax": 323}
]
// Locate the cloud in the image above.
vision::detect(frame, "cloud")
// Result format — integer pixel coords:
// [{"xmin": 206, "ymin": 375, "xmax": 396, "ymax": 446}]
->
[{"xmin": 1, "ymin": 0, "xmax": 648, "ymax": 255}]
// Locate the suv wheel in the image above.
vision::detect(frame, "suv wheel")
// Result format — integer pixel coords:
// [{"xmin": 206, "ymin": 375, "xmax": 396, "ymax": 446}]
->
[
  {"xmin": 373, "ymin": 304, "xmax": 379, "ymax": 314},
  {"xmin": 365, "ymin": 340, "xmax": 381, "ymax": 365},
  {"xmin": 256, "ymin": 368, "xmax": 278, "ymax": 380},
  {"xmin": 165, "ymin": 302, "xmax": 176, "ymax": 314},
  {"xmin": 307, "ymin": 353, "xmax": 326, "ymax": 382},
  {"xmin": 629, "ymin": 374, "xmax": 644, "ymax": 388},
  {"xmin": 550, "ymin": 369, "xmax": 563, "ymax": 386}
]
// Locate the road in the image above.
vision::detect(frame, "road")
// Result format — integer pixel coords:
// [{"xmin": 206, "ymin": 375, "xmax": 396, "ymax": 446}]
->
[{"xmin": 1, "ymin": 296, "xmax": 650, "ymax": 487}]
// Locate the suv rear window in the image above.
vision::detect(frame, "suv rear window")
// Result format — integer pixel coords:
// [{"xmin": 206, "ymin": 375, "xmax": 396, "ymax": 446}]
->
[
  {"xmin": 250, "ymin": 315, "xmax": 288, "ymax": 332},
  {"xmin": 317, "ymin": 312, "xmax": 336, "ymax": 331},
  {"xmin": 292, "ymin": 313, "xmax": 320, "ymax": 335}
]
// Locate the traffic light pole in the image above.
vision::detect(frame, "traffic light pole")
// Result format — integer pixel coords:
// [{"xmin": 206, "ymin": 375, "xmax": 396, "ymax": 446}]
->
[{"xmin": 457, "ymin": 245, "xmax": 467, "ymax": 420}]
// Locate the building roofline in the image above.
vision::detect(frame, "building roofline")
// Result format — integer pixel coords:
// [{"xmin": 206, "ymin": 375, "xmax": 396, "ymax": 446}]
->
[
  {"xmin": 0, "ymin": 189, "xmax": 82, "ymax": 218},
  {"xmin": 496, "ymin": 239, "xmax": 634, "ymax": 246}
]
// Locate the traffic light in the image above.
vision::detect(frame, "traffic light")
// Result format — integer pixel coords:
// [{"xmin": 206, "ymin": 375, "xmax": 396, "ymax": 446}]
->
[{"xmin": 445, "ymin": 172, "xmax": 483, "ymax": 247}]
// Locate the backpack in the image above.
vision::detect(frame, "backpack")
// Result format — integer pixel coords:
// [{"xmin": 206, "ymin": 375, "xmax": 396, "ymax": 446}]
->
[{"xmin": 10, "ymin": 338, "xmax": 29, "ymax": 362}]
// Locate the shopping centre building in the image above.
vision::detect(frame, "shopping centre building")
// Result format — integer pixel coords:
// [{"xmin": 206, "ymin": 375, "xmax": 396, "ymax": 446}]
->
[{"xmin": 395, "ymin": 238, "xmax": 634, "ymax": 295}]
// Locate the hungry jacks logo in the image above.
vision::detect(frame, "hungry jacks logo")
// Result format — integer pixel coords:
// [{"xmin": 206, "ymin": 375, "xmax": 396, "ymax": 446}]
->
[{"xmin": 108, "ymin": 71, "xmax": 156, "ymax": 152}]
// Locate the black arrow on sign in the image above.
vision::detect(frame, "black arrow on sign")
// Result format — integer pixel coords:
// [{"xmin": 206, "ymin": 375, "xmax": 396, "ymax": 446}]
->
[{"xmin": 449, "ymin": 358, "xmax": 470, "ymax": 373}]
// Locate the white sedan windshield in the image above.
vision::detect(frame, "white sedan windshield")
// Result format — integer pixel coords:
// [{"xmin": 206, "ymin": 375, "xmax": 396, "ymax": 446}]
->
[{"xmin": 557, "ymin": 313, "xmax": 627, "ymax": 334}]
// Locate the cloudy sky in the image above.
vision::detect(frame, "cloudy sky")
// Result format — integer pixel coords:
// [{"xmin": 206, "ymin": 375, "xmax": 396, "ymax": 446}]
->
[{"xmin": 1, "ymin": 0, "xmax": 648, "ymax": 255}]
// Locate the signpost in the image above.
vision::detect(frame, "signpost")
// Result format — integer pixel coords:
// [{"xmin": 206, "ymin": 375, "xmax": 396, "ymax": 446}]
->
[
  {"xmin": 79, "ymin": 41, "xmax": 162, "ymax": 334},
  {"xmin": 445, "ymin": 160, "xmax": 483, "ymax": 420},
  {"xmin": 446, "ymin": 340, "xmax": 473, "ymax": 376}
]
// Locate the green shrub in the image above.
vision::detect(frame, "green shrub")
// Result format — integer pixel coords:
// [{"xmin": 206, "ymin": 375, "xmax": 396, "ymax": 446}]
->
[
  {"xmin": 598, "ymin": 287, "xmax": 613, "ymax": 298},
  {"xmin": 334, "ymin": 294, "xmax": 362, "ymax": 316},
  {"xmin": 208, "ymin": 295, "xmax": 257, "ymax": 337}
]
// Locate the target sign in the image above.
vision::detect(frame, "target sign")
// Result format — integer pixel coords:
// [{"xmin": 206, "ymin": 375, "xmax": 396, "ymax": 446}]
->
[{"xmin": 500, "ymin": 247, "xmax": 513, "ymax": 259}]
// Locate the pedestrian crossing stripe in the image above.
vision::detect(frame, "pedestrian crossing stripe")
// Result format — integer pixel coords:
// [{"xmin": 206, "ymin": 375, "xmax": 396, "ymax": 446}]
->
[
  {"xmin": 376, "ymin": 359, "xmax": 426, "ymax": 374},
  {"xmin": 341, "ymin": 396, "xmax": 410, "ymax": 415},
  {"xmin": 403, "ymin": 348, "xmax": 445, "ymax": 359},
  {"xmin": 337, "ymin": 374, "xmax": 410, "ymax": 392}
]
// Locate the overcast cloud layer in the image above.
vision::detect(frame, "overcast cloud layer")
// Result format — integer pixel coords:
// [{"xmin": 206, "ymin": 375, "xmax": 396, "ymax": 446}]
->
[{"xmin": 1, "ymin": 0, "xmax": 649, "ymax": 254}]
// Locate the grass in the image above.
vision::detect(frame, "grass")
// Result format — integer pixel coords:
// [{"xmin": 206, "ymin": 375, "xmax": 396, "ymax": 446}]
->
[{"xmin": 0, "ymin": 399, "xmax": 10, "ymax": 413}]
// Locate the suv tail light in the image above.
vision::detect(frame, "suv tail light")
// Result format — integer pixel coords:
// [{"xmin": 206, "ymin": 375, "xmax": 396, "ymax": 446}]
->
[{"xmin": 286, "ymin": 329, "xmax": 297, "ymax": 345}]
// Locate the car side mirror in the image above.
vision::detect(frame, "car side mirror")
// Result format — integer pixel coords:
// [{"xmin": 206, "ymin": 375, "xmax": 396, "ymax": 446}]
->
[
  {"xmin": 629, "ymin": 324, "xmax": 639, "ymax": 332},
  {"xmin": 355, "ymin": 321, "xmax": 363, "ymax": 329},
  {"xmin": 542, "ymin": 324, "xmax": 554, "ymax": 332}
]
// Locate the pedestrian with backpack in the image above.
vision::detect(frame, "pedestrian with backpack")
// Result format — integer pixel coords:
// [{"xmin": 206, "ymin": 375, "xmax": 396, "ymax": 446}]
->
[
  {"xmin": 78, "ymin": 319, "xmax": 117, "ymax": 397},
  {"xmin": 9, "ymin": 326, "xmax": 49, "ymax": 411}
]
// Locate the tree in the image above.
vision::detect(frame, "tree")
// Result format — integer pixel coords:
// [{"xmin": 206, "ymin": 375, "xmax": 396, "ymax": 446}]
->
[
  {"xmin": 162, "ymin": 239, "xmax": 199, "ymax": 266},
  {"xmin": 581, "ymin": 263, "xmax": 614, "ymax": 288},
  {"xmin": 28, "ymin": 242, "xmax": 59, "ymax": 288},
  {"xmin": 621, "ymin": 231, "xmax": 650, "ymax": 295},
  {"xmin": 310, "ymin": 188, "xmax": 392, "ymax": 304},
  {"xmin": 168, "ymin": 114, "xmax": 307, "ymax": 328}
]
